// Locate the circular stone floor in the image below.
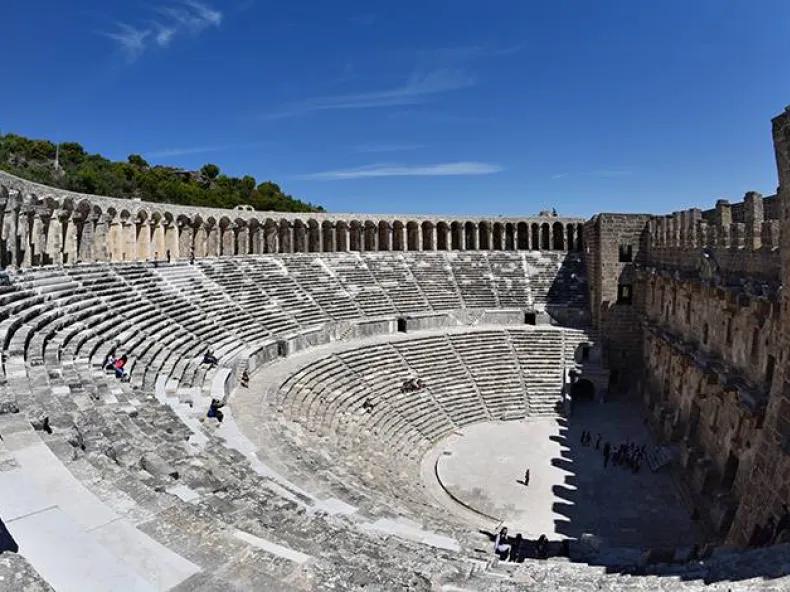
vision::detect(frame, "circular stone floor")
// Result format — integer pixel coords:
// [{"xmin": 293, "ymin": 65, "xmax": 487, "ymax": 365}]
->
[{"xmin": 433, "ymin": 400, "xmax": 705, "ymax": 549}]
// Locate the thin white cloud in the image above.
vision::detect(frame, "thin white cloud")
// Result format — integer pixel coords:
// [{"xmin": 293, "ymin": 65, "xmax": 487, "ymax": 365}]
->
[
  {"xmin": 551, "ymin": 173, "xmax": 569, "ymax": 180},
  {"xmin": 264, "ymin": 68, "xmax": 475, "ymax": 119},
  {"xmin": 103, "ymin": 1, "xmax": 222, "ymax": 61},
  {"xmin": 298, "ymin": 162, "xmax": 502, "ymax": 180},
  {"xmin": 352, "ymin": 144, "xmax": 426, "ymax": 153},
  {"xmin": 145, "ymin": 141, "xmax": 268, "ymax": 158},
  {"xmin": 103, "ymin": 24, "xmax": 151, "ymax": 61}
]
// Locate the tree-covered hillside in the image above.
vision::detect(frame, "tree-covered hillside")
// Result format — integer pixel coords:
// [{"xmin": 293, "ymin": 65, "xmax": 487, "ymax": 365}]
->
[{"xmin": 0, "ymin": 133, "xmax": 323, "ymax": 212}]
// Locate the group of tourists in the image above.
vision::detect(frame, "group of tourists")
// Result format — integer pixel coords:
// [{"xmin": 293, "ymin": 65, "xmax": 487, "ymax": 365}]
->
[
  {"xmin": 493, "ymin": 527, "xmax": 551, "ymax": 562},
  {"xmin": 103, "ymin": 353, "xmax": 129, "ymax": 381},
  {"xmin": 580, "ymin": 429, "xmax": 646, "ymax": 472},
  {"xmin": 751, "ymin": 505, "xmax": 790, "ymax": 547}
]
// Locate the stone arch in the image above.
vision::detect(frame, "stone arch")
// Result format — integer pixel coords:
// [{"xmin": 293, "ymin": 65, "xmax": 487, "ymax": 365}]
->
[
  {"xmin": 218, "ymin": 216, "xmax": 234, "ymax": 256},
  {"xmin": 247, "ymin": 218, "xmax": 262, "ymax": 254},
  {"xmin": 517, "ymin": 222, "xmax": 529, "ymax": 250},
  {"xmin": 232, "ymin": 217, "xmax": 248, "ymax": 256},
  {"xmin": 552, "ymin": 222, "xmax": 565, "ymax": 251},
  {"xmin": 378, "ymin": 220, "xmax": 390, "ymax": 251},
  {"xmin": 364, "ymin": 220, "xmax": 377, "ymax": 251},
  {"xmin": 504, "ymin": 223, "xmax": 515, "ymax": 250},
  {"xmin": 308, "ymin": 219, "xmax": 321, "ymax": 252},
  {"xmin": 421, "ymin": 221, "xmax": 434, "ymax": 251},
  {"xmin": 464, "ymin": 221, "xmax": 476, "ymax": 250},
  {"xmin": 566, "ymin": 224, "xmax": 576, "ymax": 253},
  {"xmin": 406, "ymin": 221, "xmax": 420, "ymax": 251},
  {"xmin": 540, "ymin": 223, "xmax": 550, "ymax": 250},
  {"xmin": 451, "ymin": 221, "xmax": 462, "ymax": 250},
  {"xmin": 531, "ymin": 223, "xmax": 540, "ymax": 250},
  {"xmin": 292, "ymin": 219, "xmax": 307, "ymax": 253},
  {"xmin": 436, "ymin": 221, "xmax": 449, "ymax": 251},
  {"xmin": 322, "ymin": 221, "xmax": 334, "ymax": 252},
  {"xmin": 278, "ymin": 218, "xmax": 292, "ymax": 253},
  {"xmin": 478, "ymin": 221, "xmax": 491, "ymax": 251},
  {"xmin": 392, "ymin": 220, "xmax": 405, "ymax": 251},
  {"xmin": 492, "ymin": 222, "xmax": 504, "ymax": 251},
  {"xmin": 576, "ymin": 223, "xmax": 584, "ymax": 251},
  {"xmin": 349, "ymin": 220, "xmax": 362, "ymax": 251},
  {"xmin": 336, "ymin": 221, "xmax": 349, "ymax": 251}
]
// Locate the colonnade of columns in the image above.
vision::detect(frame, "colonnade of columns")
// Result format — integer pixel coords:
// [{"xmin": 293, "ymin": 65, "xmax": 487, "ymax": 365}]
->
[{"xmin": 0, "ymin": 188, "xmax": 584, "ymax": 268}]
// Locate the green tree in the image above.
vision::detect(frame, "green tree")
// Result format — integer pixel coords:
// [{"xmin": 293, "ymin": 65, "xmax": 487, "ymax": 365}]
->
[{"xmin": 201, "ymin": 163, "xmax": 220, "ymax": 180}]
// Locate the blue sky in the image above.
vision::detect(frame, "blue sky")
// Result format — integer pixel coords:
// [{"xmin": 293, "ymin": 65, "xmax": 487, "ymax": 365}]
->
[{"xmin": 2, "ymin": 1, "xmax": 790, "ymax": 217}]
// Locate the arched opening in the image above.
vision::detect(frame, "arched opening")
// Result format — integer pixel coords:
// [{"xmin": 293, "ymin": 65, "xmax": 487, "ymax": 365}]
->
[
  {"xmin": 571, "ymin": 378, "xmax": 595, "ymax": 400},
  {"xmin": 322, "ymin": 221, "xmax": 334, "ymax": 252},
  {"xmin": 566, "ymin": 224, "xmax": 575, "ymax": 253},
  {"xmin": 436, "ymin": 221, "xmax": 449, "ymax": 251},
  {"xmin": 392, "ymin": 221, "xmax": 405, "ymax": 251},
  {"xmin": 406, "ymin": 221, "xmax": 420, "ymax": 251},
  {"xmin": 293, "ymin": 219, "xmax": 307, "ymax": 253},
  {"xmin": 517, "ymin": 222, "xmax": 529, "ymax": 250},
  {"xmin": 335, "ymin": 221, "xmax": 348, "ymax": 251},
  {"xmin": 531, "ymin": 223, "xmax": 540, "ymax": 250},
  {"xmin": 492, "ymin": 223, "xmax": 504, "ymax": 250},
  {"xmin": 308, "ymin": 220, "xmax": 321, "ymax": 252},
  {"xmin": 364, "ymin": 221, "xmax": 377, "ymax": 251},
  {"xmin": 451, "ymin": 222, "xmax": 462, "ymax": 250},
  {"xmin": 576, "ymin": 224, "xmax": 584, "ymax": 251},
  {"xmin": 505, "ymin": 223, "xmax": 515, "ymax": 250},
  {"xmin": 464, "ymin": 222, "xmax": 476, "ymax": 250},
  {"xmin": 264, "ymin": 219, "xmax": 278, "ymax": 253},
  {"xmin": 479, "ymin": 222, "xmax": 491, "ymax": 250},
  {"xmin": 540, "ymin": 223, "xmax": 550, "ymax": 250},
  {"xmin": 349, "ymin": 221, "xmax": 362, "ymax": 251},
  {"xmin": 552, "ymin": 222, "xmax": 564, "ymax": 251},
  {"xmin": 421, "ymin": 221, "xmax": 434, "ymax": 251},
  {"xmin": 378, "ymin": 221, "xmax": 390, "ymax": 251},
  {"xmin": 278, "ymin": 219, "xmax": 291, "ymax": 253}
]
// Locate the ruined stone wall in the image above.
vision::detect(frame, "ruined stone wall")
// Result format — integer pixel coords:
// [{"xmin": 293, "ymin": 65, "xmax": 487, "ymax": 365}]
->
[
  {"xmin": 646, "ymin": 192, "xmax": 780, "ymax": 283},
  {"xmin": 584, "ymin": 213, "xmax": 651, "ymax": 389},
  {"xmin": 725, "ymin": 106, "xmax": 790, "ymax": 546}
]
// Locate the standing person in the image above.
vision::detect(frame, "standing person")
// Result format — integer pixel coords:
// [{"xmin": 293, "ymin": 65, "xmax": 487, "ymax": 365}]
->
[
  {"xmin": 595, "ymin": 433, "xmax": 601, "ymax": 449},
  {"xmin": 153, "ymin": 251, "xmax": 159, "ymax": 268},
  {"xmin": 524, "ymin": 468, "xmax": 530, "ymax": 487},
  {"xmin": 603, "ymin": 441, "xmax": 611, "ymax": 468},
  {"xmin": 166, "ymin": 249, "xmax": 171, "ymax": 264},
  {"xmin": 189, "ymin": 248, "xmax": 195, "ymax": 265}
]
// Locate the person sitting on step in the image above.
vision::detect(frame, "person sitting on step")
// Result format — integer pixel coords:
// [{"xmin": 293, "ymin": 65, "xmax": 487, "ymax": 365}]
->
[
  {"xmin": 207, "ymin": 398, "xmax": 225, "ymax": 423},
  {"xmin": 203, "ymin": 349, "xmax": 219, "ymax": 366},
  {"xmin": 104, "ymin": 353, "xmax": 116, "ymax": 371},
  {"xmin": 536, "ymin": 534, "xmax": 549, "ymax": 559},
  {"xmin": 240, "ymin": 369, "xmax": 249, "ymax": 388},
  {"xmin": 493, "ymin": 527, "xmax": 511, "ymax": 560},
  {"xmin": 114, "ymin": 355, "xmax": 128, "ymax": 379}
]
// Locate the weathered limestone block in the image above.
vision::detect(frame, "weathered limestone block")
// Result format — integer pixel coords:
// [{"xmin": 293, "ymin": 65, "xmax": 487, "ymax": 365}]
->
[
  {"xmin": 141, "ymin": 452, "xmax": 180, "ymax": 480},
  {"xmin": 0, "ymin": 393, "xmax": 18, "ymax": 415},
  {"xmin": 0, "ymin": 553, "xmax": 54, "ymax": 591}
]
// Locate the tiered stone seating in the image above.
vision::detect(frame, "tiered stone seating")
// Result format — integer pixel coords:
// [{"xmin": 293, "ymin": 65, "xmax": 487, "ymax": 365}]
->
[
  {"xmin": 449, "ymin": 331, "xmax": 527, "ymax": 419},
  {"xmin": 447, "ymin": 252, "xmax": 499, "ymax": 308},
  {"xmin": 320, "ymin": 253, "xmax": 398, "ymax": 317},
  {"xmin": 281, "ymin": 255, "xmax": 364, "ymax": 320},
  {"xmin": 488, "ymin": 251, "xmax": 532, "ymax": 308},
  {"xmin": 401, "ymin": 253, "xmax": 464, "ymax": 310},
  {"xmin": 508, "ymin": 328, "xmax": 565, "ymax": 415},
  {"xmin": 394, "ymin": 335, "xmax": 489, "ymax": 426},
  {"xmin": 234, "ymin": 257, "xmax": 329, "ymax": 327},
  {"xmin": 547, "ymin": 252, "xmax": 588, "ymax": 308},
  {"xmin": 197, "ymin": 258, "xmax": 300, "ymax": 335},
  {"xmin": 363, "ymin": 253, "xmax": 433, "ymax": 313}
]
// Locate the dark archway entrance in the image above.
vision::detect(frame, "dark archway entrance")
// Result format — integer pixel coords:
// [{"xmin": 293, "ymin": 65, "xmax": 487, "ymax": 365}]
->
[{"xmin": 570, "ymin": 378, "xmax": 595, "ymax": 400}]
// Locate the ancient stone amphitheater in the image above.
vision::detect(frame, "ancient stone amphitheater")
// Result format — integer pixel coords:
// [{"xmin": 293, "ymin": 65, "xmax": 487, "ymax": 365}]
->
[{"xmin": 2, "ymin": 108, "xmax": 790, "ymax": 591}]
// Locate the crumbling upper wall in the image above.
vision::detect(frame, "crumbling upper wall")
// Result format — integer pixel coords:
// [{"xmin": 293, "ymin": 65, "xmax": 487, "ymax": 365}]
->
[{"xmin": 645, "ymin": 191, "xmax": 780, "ymax": 283}]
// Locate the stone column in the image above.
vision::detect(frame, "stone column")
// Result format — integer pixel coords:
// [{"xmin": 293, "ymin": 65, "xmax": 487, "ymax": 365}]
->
[
  {"xmin": 31, "ymin": 213, "xmax": 46, "ymax": 266},
  {"xmin": 151, "ymin": 221, "xmax": 166, "ymax": 259},
  {"xmin": 378, "ymin": 223, "xmax": 391, "ymax": 251},
  {"xmin": 136, "ymin": 220, "xmax": 151, "ymax": 261},
  {"xmin": 194, "ymin": 224, "xmax": 209, "ymax": 257},
  {"xmin": 45, "ymin": 212, "xmax": 64, "ymax": 265},
  {"xmin": 264, "ymin": 223, "xmax": 278, "ymax": 253},
  {"xmin": 715, "ymin": 200, "xmax": 731, "ymax": 249},
  {"xmin": 107, "ymin": 216, "xmax": 123, "ymax": 261},
  {"xmin": 2, "ymin": 202, "xmax": 18, "ymax": 267},
  {"xmin": 423, "ymin": 224, "xmax": 436, "ymax": 251},
  {"xmin": 391, "ymin": 224, "xmax": 404, "ymax": 252},
  {"xmin": 165, "ymin": 222, "xmax": 179, "ymax": 260},
  {"xmin": 221, "ymin": 224, "xmax": 235, "ymax": 256},
  {"xmin": 179, "ymin": 223, "xmax": 194, "ymax": 257},
  {"xmin": 93, "ymin": 217, "xmax": 109, "ymax": 262},
  {"xmin": 237, "ymin": 224, "xmax": 249, "ymax": 256},
  {"xmin": 468, "ymin": 222, "xmax": 479, "ymax": 250},
  {"xmin": 206, "ymin": 224, "xmax": 219, "ymax": 257},
  {"xmin": 78, "ymin": 216, "xmax": 94, "ymax": 262},
  {"xmin": 744, "ymin": 191, "xmax": 763, "ymax": 250},
  {"xmin": 63, "ymin": 215, "xmax": 79, "ymax": 264},
  {"xmin": 18, "ymin": 212, "xmax": 31, "ymax": 267}
]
